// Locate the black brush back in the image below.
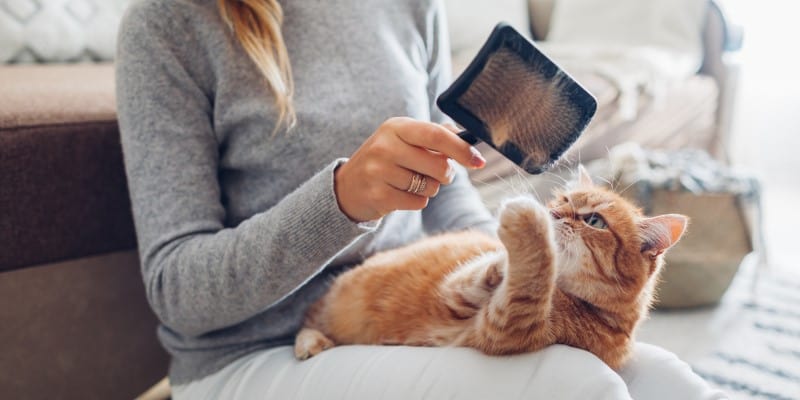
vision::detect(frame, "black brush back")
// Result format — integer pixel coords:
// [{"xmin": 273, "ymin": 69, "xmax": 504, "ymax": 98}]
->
[{"xmin": 437, "ymin": 23, "xmax": 597, "ymax": 174}]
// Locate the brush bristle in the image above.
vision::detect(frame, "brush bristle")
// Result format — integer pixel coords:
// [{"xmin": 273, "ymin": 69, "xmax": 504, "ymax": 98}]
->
[{"xmin": 457, "ymin": 46, "xmax": 582, "ymax": 171}]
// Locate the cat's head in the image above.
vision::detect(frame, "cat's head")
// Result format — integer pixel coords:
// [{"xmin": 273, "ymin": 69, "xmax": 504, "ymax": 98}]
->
[{"xmin": 548, "ymin": 165, "xmax": 688, "ymax": 310}]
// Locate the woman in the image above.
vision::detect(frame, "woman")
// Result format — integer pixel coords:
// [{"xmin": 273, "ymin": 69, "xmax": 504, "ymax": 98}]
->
[{"xmin": 116, "ymin": 0, "xmax": 726, "ymax": 398}]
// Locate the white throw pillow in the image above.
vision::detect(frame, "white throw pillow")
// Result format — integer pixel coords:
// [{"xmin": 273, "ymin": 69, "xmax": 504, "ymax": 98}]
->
[
  {"xmin": 444, "ymin": 0, "xmax": 531, "ymax": 54},
  {"xmin": 0, "ymin": 0, "xmax": 131, "ymax": 63},
  {"xmin": 546, "ymin": 0, "xmax": 707, "ymax": 69}
]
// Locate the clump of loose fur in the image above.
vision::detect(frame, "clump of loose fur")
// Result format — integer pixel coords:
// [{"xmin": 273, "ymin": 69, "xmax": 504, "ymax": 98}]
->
[{"xmin": 295, "ymin": 166, "xmax": 687, "ymax": 369}]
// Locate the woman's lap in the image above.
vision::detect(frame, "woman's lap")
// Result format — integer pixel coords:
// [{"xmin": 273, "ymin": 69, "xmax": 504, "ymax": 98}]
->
[
  {"xmin": 173, "ymin": 343, "xmax": 726, "ymax": 400},
  {"xmin": 619, "ymin": 343, "xmax": 727, "ymax": 400}
]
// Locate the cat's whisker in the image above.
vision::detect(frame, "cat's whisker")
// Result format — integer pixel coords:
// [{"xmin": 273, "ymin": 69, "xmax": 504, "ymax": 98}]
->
[
  {"xmin": 470, "ymin": 173, "xmax": 505, "ymax": 188},
  {"xmin": 554, "ymin": 144, "xmax": 581, "ymax": 168},
  {"xmin": 603, "ymin": 145, "xmax": 613, "ymax": 163},
  {"xmin": 577, "ymin": 144, "xmax": 584, "ymax": 166},
  {"xmin": 617, "ymin": 178, "xmax": 643, "ymax": 198},
  {"xmin": 511, "ymin": 169, "xmax": 545, "ymax": 201},
  {"xmin": 494, "ymin": 172, "xmax": 525, "ymax": 200},
  {"xmin": 471, "ymin": 171, "xmax": 524, "ymax": 211},
  {"xmin": 544, "ymin": 169, "xmax": 570, "ymax": 187},
  {"xmin": 596, "ymin": 175, "xmax": 614, "ymax": 188}
]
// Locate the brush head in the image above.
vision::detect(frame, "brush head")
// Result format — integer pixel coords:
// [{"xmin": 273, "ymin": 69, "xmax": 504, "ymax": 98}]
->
[{"xmin": 438, "ymin": 23, "xmax": 597, "ymax": 174}]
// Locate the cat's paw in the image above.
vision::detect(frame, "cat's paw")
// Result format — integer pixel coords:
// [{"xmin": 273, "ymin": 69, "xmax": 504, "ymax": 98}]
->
[
  {"xmin": 497, "ymin": 196, "xmax": 553, "ymax": 245},
  {"xmin": 498, "ymin": 196, "xmax": 551, "ymax": 229},
  {"xmin": 294, "ymin": 328, "xmax": 335, "ymax": 360}
]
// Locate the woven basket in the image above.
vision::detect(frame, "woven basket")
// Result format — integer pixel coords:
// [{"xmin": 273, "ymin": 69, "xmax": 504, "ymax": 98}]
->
[
  {"xmin": 627, "ymin": 190, "xmax": 753, "ymax": 308},
  {"xmin": 588, "ymin": 144, "xmax": 762, "ymax": 309}
]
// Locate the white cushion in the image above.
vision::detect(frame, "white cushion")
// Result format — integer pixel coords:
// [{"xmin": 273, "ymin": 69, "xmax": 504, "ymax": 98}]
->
[
  {"xmin": 546, "ymin": 0, "xmax": 707, "ymax": 70},
  {"xmin": 444, "ymin": 0, "xmax": 531, "ymax": 54},
  {"xmin": 0, "ymin": 0, "xmax": 131, "ymax": 63}
]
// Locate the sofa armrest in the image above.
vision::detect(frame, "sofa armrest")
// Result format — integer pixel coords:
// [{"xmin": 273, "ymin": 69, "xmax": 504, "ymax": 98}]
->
[
  {"xmin": 0, "ymin": 64, "xmax": 136, "ymax": 272},
  {"xmin": 700, "ymin": 0, "xmax": 744, "ymax": 162},
  {"xmin": 700, "ymin": 0, "xmax": 744, "ymax": 83},
  {"xmin": 527, "ymin": 0, "xmax": 554, "ymax": 40}
]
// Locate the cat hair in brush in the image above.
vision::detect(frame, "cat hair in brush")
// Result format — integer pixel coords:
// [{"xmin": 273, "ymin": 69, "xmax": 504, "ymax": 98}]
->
[{"xmin": 437, "ymin": 23, "xmax": 597, "ymax": 174}]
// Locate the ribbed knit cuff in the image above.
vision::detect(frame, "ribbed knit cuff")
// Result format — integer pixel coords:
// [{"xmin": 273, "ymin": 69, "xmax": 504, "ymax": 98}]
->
[
  {"xmin": 273, "ymin": 158, "xmax": 380, "ymax": 266},
  {"xmin": 258, "ymin": 158, "xmax": 382, "ymax": 306},
  {"xmin": 330, "ymin": 158, "xmax": 382, "ymax": 230},
  {"xmin": 300, "ymin": 157, "xmax": 379, "ymax": 235},
  {"xmin": 289, "ymin": 158, "xmax": 379, "ymax": 247}
]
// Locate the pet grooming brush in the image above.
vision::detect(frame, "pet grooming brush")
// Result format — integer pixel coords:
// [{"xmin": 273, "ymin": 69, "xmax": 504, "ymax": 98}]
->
[{"xmin": 437, "ymin": 23, "xmax": 597, "ymax": 174}]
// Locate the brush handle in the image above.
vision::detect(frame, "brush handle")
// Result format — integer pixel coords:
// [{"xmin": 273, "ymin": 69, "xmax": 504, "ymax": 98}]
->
[{"xmin": 457, "ymin": 131, "xmax": 480, "ymax": 145}]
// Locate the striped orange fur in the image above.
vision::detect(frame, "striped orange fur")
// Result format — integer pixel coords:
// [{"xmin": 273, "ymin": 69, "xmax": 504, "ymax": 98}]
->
[{"xmin": 295, "ymin": 167, "xmax": 688, "ymax": 369}]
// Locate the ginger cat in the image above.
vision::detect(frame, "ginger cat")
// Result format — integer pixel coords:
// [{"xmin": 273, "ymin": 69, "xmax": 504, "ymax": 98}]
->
[{"xmin": 295, "ymin": 166, "xmax": 688, "ymax": 369}]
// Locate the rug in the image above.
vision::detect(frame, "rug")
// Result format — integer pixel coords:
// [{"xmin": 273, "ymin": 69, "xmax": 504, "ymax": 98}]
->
[{"xmin": 691, "ymin": 266, "xmax": 800, "ymax": 399}]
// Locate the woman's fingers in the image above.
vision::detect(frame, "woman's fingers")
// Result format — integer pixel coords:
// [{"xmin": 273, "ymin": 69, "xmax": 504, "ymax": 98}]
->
[
  {"xmin": 441, "ymin": 123, "xmax": 461, "ymax": 134},
  {"xmin": 362, "ymin": 181, "xmax": 432, "ymax": 217},
  {"xmin": 391, "ymin": 184, "xmax": 431, "ymax": 211},
  {"xmin": 333, "ymin": 117, "xmax": 486, "ymax": 222},
  {"xmin": 384, "ymin": 167, "xmax": 441, "ymax": 198},
  {"xmin": 387, "ymin": 118, "xmax": 486, "ymax": 169},
  {"xmin": 391, "ymin": 143, "xmax": 455, "ymax": 185}
]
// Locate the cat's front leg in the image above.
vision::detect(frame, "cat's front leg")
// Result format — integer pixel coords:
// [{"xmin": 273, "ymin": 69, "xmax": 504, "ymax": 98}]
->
[
  {"xmin": 475, "ymin": 196, "xmax": 557, "ymax": 353},
  {"xmin": 497, "ymin": 196, "xmax": 557, "ymax": 267}
]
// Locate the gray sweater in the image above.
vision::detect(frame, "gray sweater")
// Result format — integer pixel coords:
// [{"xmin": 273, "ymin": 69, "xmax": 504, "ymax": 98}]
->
[{"xmin": 116, "ymin": 0, "xmax": 495, "ymax": 384}]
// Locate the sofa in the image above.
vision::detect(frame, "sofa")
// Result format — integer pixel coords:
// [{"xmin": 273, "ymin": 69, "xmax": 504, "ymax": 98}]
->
[
  {"xmin": 0, "ymin": 0, "xmax": 741, "ymax": 398},
  {"xmin": 451, "ymin": 0, "xmax": 742, "ymax": 210}
]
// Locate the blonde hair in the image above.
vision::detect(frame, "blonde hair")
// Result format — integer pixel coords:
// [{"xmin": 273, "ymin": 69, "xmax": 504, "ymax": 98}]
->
[{"xmin": 217, "ymin": 0, "xmax": 296, "ymax": 132}]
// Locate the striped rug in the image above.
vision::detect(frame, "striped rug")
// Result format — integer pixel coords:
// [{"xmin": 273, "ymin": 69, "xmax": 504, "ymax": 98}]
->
[{"xmin": 691, "ymin": 267, "xmax": 800, "ymax": 399}]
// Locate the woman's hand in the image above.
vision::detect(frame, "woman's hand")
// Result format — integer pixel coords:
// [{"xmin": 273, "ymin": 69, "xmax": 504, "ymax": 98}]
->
[{"xmin": 334, "ymin": 117, "xmax": 486, "ymax": 222}]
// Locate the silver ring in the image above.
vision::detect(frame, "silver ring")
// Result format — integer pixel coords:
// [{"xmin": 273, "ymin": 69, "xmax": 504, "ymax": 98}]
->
[{"xmin": 407, "ymin": 173, "xmax": 427, "ymax": 195}]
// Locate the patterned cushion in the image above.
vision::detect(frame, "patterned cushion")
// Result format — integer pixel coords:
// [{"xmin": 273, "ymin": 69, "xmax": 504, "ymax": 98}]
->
[{"xmin": 0, "ymin": 0, "xmax": 130, "ymax": 63}]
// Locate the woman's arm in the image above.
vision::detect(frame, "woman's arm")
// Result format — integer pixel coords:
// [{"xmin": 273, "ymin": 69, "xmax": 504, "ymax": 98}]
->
[
  {"xmin": 116, "ymin": 2, "xmax": 377, "ymax": 337},
  {"xmin": 421, "ymin": 1, "xmax": 497, "ymax": 235}
]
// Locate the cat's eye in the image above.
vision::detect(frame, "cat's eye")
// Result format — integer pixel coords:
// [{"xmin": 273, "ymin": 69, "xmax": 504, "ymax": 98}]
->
[{"xmin": 582, "ymin": 213, "xmax": 607, "ymax": 229}]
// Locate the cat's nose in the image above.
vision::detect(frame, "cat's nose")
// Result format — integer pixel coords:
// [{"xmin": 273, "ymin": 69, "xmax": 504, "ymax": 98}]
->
[{"xmin": 550, "ymin": 209, "xmax": 562, "ymax": 220}]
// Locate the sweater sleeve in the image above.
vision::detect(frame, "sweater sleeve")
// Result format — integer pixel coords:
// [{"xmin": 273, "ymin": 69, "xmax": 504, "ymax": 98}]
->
[
  {"xmin": 421, "ymin": 1, "xmax": 497, "ymax": 235},
  {"xmin": 116, "ymin": 2, "xmax": 377, "ymax": 337}
]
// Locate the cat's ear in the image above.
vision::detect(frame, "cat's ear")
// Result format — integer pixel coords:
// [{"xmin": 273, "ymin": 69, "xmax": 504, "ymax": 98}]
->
[
  {"xmin": 638, "ymin": 214, "xmax": 689, "ymax": 259},
  {"xmin": 577, "ymin": 164, "xmax": 594, "ymax": 188}
]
